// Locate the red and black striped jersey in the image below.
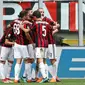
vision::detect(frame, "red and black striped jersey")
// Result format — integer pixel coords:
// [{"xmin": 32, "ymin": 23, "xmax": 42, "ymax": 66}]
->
[
  {"xmin": 0, "ymin": 27, "xmax": 13, "ymax": 47},
  {"xmin": 31, "ymin": 20, "xmax": 52, "ymax": 47},
  {"xmin": 48, "ymin": 30, "xmax": 55, "ymax": 44},
  {"xmin": 0, "ymin": 34, "xmax": 5, "ymax": 46},
  {"xmin": 24, "ymin": 22, "xmax": 35, "ymax": 44},
  {"xmin": 42, "ymin": 17, "xmax": 55, "ymax": 26},
  {"xmin": 10, "ymin": 19, "xmax": 29, "ymax": 45},
  {"xmin": 42, "ymin": 17, "xmax": 55, "ymax": 44}
]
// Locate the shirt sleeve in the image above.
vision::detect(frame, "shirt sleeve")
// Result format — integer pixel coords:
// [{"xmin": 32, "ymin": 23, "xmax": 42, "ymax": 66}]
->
[{"xmin": 43, "ymin": 17, "xmax": 55, "ymax": 26}]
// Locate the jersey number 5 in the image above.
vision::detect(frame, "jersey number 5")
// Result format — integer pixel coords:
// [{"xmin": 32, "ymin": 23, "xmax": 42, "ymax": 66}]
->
[{"xmin": 42, "ymin": 26, "xmax": 46, "ymax": 37}]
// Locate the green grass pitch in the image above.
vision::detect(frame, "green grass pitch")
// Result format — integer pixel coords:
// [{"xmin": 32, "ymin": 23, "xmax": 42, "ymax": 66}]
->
[{"xmin": 0, "ymin": 79, "xmax": 85, "ymax": 85}]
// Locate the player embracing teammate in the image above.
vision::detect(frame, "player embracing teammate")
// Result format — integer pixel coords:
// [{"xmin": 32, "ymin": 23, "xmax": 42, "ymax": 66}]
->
[
  {"xmin": 21, "ymin": 9, "xmax": 60, "ymax": 83},
  {"xmin": 0, "ymin": 7, "xmax": 61, "ymax": 83}
]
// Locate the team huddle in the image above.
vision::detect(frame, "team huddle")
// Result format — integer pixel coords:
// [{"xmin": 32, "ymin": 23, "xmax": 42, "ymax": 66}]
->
[{"xmin": 0, "ymin": 8, "xmax": 61, "ymax": 83}]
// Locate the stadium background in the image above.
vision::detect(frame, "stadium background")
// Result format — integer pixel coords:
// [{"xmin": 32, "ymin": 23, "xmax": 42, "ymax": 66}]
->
[
  {"xmin": 3, "ymin": 0, "xmax": 85, "ymax": 46},
  {"xmin": 0, "ymin": 0, "xmax": 85, "ymax": 79}
]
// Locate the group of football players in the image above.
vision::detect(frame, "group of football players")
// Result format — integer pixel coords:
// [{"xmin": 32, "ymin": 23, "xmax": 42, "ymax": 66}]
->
[{"xmin": 0, "ymin": 8, "xmax": 61, "ymax": 83}]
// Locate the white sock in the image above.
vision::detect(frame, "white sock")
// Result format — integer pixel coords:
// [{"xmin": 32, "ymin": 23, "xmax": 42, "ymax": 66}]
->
[
  {"xmin": 26, "ymin": 63, "xmax": 32, "ymax": 80},
  {"xmin": 36, "ymin": 70, "xmax": 40, "ymax": 78},
  {"xmin": 48, "ymin": 61, "xmax": 57, "ymax": 79},
  {"xmin": 31, "ymin": 68, "xmax": 36, "ymax": 79},
  {"xmin": 23, "ymin": 71, "xmax": 26, "ymax": 78},
  {"xmin": 56, "ymin": 60, "xmax": 58, "ymax": 77},
  {"xmin": 55, "ymin": 47, "xmax": 62, "ymax": 76},
  {"xmin": 44, "ymin": 64, "xmax": 48, "ymax": 79},
  {"xmin": 0, "ymin": 63, "xmax": 5, "ymax": 79},
  {"xmin": 52, "ymin": 61, "xmax": 57, "ymax": 79},
  {"xmin": 15, "ymin": 63, "xmax": 21, "ymax": 80},
  {"xmin": 48, "ymin": 65, "xmax": 54, "ymax": 78},
  {"xmin": 56, "ymin": 55, "xmax": 61, "ymax": 77},
  {"xmin": 39, "ymin": 62, "xmax": 46, "ymax": 78},
  {"xmin": 35, "ymin": 64, "xmax": 40, "ymax": 78},
  {"xmin": 6, "ymin": 62, "xmax": 12, "ymax": 79},
  {"xmin": 23, "ymin": 64, "xmax": 27, "ymax": 78}
]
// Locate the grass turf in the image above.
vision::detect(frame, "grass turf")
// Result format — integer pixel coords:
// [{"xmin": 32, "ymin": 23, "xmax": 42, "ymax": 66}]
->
[{"xmin": 0, "ymin": 79, "xmax": 85, "ymax": 85}]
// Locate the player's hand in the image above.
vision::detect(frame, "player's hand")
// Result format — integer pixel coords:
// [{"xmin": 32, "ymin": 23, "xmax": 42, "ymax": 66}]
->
[
  {"xmin": 52, "ymin": 28, "xmax": 58, "ymax": 35},
  {"xmin": 12, "ymin": 41, "xmax": 15, "ymax": 46},
  {"xmin": 56, "ymin": 23, "xmax": 60, "ymax": 28},
  {"xmin": 53, "ymin": 23, "xmax": 60, "ymax": 30},
  {"xmin": 19, "ymin": 23, "xmax": 24, "ymax": 29}
]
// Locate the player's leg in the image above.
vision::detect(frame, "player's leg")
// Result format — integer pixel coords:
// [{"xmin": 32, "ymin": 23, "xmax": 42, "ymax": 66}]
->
[
  {"xmin": 49, "ymin": 44, "xmax": 61, "ymax": 82},
  {"xmin": 14, "ymin": 58, "xmax": 22, "ymax": 83},
  {"xmin": 44, "ymin": 48, "xmax": 49, "ymax": 79},
  {"xmin": 36, "ymin": 48, "xmax": 48, "ymax": 83},
  {"xmin": 6, "ymin": 48, "xmax": 14, "ymax": 82},
  {"xmin": 31, "ymin": 59, "xmax": 36, "ymax": 82},
  {"xmin": 54, "ymin": 46, "xmax": 62, "ymax": 82},
  {"xmin": 49, "ymin": 59, "xmax": 57, "ymax": 82},
  {"xmin": 22, "ymin": 44, "xmax": 35, "ymax": 82},
  {"xmin": 35, "ymin": 60, "xmax": 43, "ymax": 83},
  {"xmin": 29, "ymin": 44, "xmax": 40, "ymax": 82},
  {"xmin": 0, "ymin": 47, "xmax": 11, "ymax": 83},
  {"xmin": 23, "ymin": 59, "xmax": 32, "ymax": 82},
  {"xmin": 47, "ymin": 44, "xmax": 56, "ymax": 82},
  {"xmin": 27, "ymin": 44, "xmax": 35, "ymax": 82},
  {"xmin": 13, "ymin": 44, "xmax": 23, "ymax": 83},
  {"xmin": 5, "ymin": 60, "xmax": 13, "ymax": 83}
]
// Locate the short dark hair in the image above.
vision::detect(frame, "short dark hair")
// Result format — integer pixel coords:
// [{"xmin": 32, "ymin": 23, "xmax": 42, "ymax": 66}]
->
[
  {"xmin": 32, "ymin": 10, "xmax": 41, "ymax": 18},
  {"xmin": 18, "ymin": 10, "xmax": 26, "ymax": 18},
  {"xmin": 18, "ymin": 10, "xmax": 29, "ymax": 18},
  {"xmin": 25, "ymin": 8, "xmax": 32, "ymax": 12}
]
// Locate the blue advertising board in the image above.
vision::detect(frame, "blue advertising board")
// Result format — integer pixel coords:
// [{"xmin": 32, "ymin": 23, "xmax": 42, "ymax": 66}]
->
[
  {"xmin": 10, "ymin": 47, "xmax": 85, "ymax": 78},
  {"xmin": 58, "ymin": 48, "xmax": 85, "ymax": 78}
]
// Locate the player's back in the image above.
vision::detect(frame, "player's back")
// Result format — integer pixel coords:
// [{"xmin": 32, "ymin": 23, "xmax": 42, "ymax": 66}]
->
[
  {"xmin": 32, "ymin": 20, "xmax": 51, "ymax": 47},
  {"xmin": 42, "ymin": 17, "xmax": 55, "ymax": 44},
  {"xmin": 11, "ymin": 19, "xmax": 28, "ymax": 45}
]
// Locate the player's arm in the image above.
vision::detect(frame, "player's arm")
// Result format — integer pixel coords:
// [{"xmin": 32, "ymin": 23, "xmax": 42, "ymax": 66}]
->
[
  {"xmin": 44, "ymin": 17, "xmax": 56, "ymax": 25},
  {"xmin": 20, "ymin": 24, "xmax": 30, "ymax": 33},
  {"xmin": 53, "ymin": 22, "xmax": 60, "ymax": 30},
  {"xmin": 25, "ymin": 32, "xmax": 34, "ymax": 43},
  {"xmin": 5, "ymin": 28, "xmax": 15, "ymax": 46},
  {"xmin": 20, "ymin": 23, "xmax": 34, "ymax": 43},
  {"xmin": 52, "ymin": 28, "xmax": 58, "ymax": 35},
  {"xmin": 44, "ymin": 17, "xmax": 60, "ymax": 31},
  {"xmin": 5, "ymin": 39, "xmax": 15, "ymax": 46},
  {"xmin": 52, "ymin": 22, "xmax": 60, "ymax": 34}
]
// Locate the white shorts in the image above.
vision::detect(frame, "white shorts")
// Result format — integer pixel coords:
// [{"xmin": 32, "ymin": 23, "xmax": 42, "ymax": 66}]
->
[
  {"xmin": 55, "ymin": 47, "xmax": 62, "ymax": 59},
  {"xmin": 35, "ymin": 47, "xmax": 48, "ymax": 58},
  {"xmin": 47, "ymin": 44, "xmax": 56, "ymax": 59},
  {"xmin": 27, "ymin": 44, "xmax": 35, "ymax": 59},
  {"xmin": 13, "ymin": 43, "xmax": 29, "ymax": 59},
  {"xmin": 0, "ymin": 46, "xmax": 14, "ymax": 61}
]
